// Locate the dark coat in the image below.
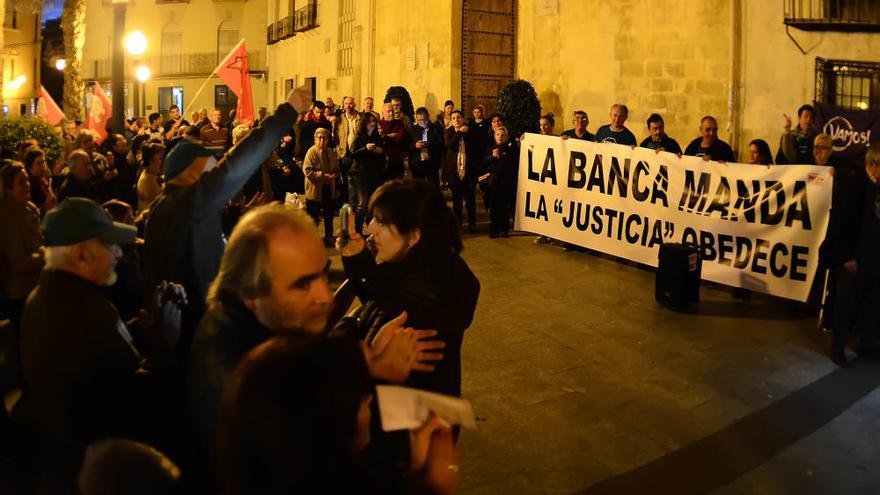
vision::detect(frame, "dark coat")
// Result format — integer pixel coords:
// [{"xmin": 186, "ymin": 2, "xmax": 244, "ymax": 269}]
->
[
  {"xmin": 481, "ymin": 140, "xmax": 520, "ymax": 190},
  {"xmin": 349, "ymin": 130, "xmax": 386, "ymax": 181},
  {"xmin": 342, "ymin": 250, "xmax": 480, "ymax": 397},
  {"xmin": 144, "ymin": 103, "xmax": 297, "ymax": 331},
  {"xmin": 57, "ymin": 175, "xmax": 99, "ymax": 202},
  {"xmin": 188, "ymin": 296, "xmax": 272, "ymax": 447},
  {"xmin": 406, "ymin": 122, "xmax": 445, "ymax": 168},
  {"xmin": 442, "ymin": 126, "xmax": 482, "ymax": 185},
  {"xmin": 830, "ymin": 169, "xmax": 880, "ymax": 278},
  {"xmin": 19, "ymin": 270, "xmax": 141, "ymax": 453},
  {"xmin": 684, "ymin": 137, "xmax": 735, "ymax": 162}
]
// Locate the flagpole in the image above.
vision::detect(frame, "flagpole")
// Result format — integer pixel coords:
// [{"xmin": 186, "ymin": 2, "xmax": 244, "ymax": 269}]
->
[{"xmin": 182, "ymin": 39, "xmax": 246, "ymax": 118}]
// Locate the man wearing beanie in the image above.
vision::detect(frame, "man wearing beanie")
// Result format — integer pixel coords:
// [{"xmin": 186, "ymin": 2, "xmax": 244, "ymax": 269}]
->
[
  {"xmin": 143, "ymin": 87, "xmax": 310, "ymax": 358},
  {"xmin": 19, "ymin": 198, "xmax": 184, "ymax": 487}
]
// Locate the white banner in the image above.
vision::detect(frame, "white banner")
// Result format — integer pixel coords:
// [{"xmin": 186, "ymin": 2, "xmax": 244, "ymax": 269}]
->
[{"xmin": 515, "ymin": 134, "xmax": 834, "ymax": 302}]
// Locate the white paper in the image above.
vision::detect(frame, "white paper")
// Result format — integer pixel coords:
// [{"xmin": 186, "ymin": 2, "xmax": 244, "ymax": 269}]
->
[{"xmin": 376, "ymin": 385, "xmax": 477, "ymax": 431}]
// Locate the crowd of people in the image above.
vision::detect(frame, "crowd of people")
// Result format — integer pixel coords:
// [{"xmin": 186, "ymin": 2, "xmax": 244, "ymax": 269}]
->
[
  {"xmin": 0, "ymin": 87, "xmax": 483, "ymax": 494},
  {"xmin": 0, "ymin": 81, "xmax": 878, "ymax": 493}
]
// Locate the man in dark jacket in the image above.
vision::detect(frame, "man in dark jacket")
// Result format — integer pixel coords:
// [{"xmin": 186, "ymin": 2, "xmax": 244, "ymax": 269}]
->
[
  {"xmin": 684, "ymin": 115, "xmax": 735, "ymax": 162},
  {"xmin": 407, "ymin": 107, "xmax": 445, "ymax": 186},
  {"xmin": 829, "ymin": 143, "xmax": 880, "ymax": 365},
  {"xmin": 144, "ymin": 88, "xmax": 310, "ymax": 358},
  {"xmin": 19, "ymin": 198, "xmax": 182, "ymax": 485}
]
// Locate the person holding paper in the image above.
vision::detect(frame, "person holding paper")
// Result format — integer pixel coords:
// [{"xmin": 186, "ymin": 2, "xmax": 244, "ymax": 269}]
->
[
  {"xmin": 339, "ymin": 179, "xmax": 481, "ymax": 399},
  {"xmin": 218, "ymin": 335, "xmax": 459, "ymax": 495}
]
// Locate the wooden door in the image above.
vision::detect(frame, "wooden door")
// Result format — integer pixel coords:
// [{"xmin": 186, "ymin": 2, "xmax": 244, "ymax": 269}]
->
[{"xmin": 461, "ymin": 0, "xmax": 516, "ymax": 116}]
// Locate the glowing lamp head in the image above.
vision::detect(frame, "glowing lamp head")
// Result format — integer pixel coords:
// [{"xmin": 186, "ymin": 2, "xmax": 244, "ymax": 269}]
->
[
  {"xmin": 55, "ymin": 59, "xmax": 67, "ymax": 71},
  {"xmin": 125, "ymin": 31, "xmax": 147, "ymax": 56},
  {"xmin": 135, "ymin": 65, "xmax": 151, "ymax": 82}
]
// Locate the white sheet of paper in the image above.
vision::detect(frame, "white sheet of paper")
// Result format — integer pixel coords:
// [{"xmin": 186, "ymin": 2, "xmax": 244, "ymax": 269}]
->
[{"xmin": 376, "ymin": 385, "xmax": 477, "ymax": 431}]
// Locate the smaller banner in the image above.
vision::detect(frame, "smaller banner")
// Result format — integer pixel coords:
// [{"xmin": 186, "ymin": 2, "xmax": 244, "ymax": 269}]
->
[
  {"xmin": 215, "ymin": 39, "xmax": 255, "ymax": 125},
  {"xmin": 85, "ymin": 83, "xmax": 112, "ymax": 143},
  {"xmin": 36, "ymin": 86, "xmax": 64, "ymax": 125},
  {"xmin": 814, "ymin": 101, "xmax": 880, "ymax": 168},
  {"xmin": 515, "ymin": 134, "xmax": 835, "ymax": 302}
]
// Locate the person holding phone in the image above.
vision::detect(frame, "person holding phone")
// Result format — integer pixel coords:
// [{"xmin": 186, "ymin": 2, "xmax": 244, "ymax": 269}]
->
[
  {"xmin": 407, "ymin": 107, "xmax": 445, "ymax": 187},
  {"xmin": 348, "ymin": 113, "xmax": 385, "ymax": 233}
]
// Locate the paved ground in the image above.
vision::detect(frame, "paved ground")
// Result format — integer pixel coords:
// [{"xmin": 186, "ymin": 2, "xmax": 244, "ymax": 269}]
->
[{"xmin": 445, "ymin": 229, "xmax": 880, "ymax": 495}]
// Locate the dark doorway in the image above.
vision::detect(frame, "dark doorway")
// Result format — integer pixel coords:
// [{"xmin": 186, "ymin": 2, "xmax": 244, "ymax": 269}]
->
[
  {"xmin": 304, "ymin": 77, "xmax": 317, "ymax": 104},
  {"xmin": 461, "ymin": 0, "xmax": 517, "ymax": 116}
]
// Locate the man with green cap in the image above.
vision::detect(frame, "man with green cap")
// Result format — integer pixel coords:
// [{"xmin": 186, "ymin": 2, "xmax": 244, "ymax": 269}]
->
[
  {"xmin": 19, "ymin": 197, "xmax": 185, "ymax": 484},
  {"xmin": 144, "ymin": 87, "xmax": 311, "ymax": 358}
]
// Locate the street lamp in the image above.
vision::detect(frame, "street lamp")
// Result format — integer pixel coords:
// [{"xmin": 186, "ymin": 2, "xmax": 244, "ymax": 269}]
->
[
  {"xmin": 125, "ymin": 31, "xmax": 147, "ymax": 56},
  {"xmin": 134, "ymin": 65, "xmax": 150, "ymax": 117},
  {"xmin": 125, "ymin": 31, "xmax": 147, "ymax": 120},
  {"xmin": 135, "ymin": 65, "xmax": 151, "ymax": 82}
]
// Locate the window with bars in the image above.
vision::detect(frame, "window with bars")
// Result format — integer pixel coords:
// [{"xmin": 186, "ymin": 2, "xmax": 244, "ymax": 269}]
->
[
  {"xmin": 337, "ymin": 0, "xmax": 355, "ymax": 76},
  {"xmin": 815, "ymin": 57, "xmax": 880, "ymax": 110}
]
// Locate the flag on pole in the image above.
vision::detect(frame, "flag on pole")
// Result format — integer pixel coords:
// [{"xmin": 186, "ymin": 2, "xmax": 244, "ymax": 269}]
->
[
  {"xmin": 215, "ymin": 39, "xmax": 255, "ymax": 125},
  {"xmin": 36, "ymin": 86, "xmax": 64, "ymax": 125},
  {"xmin": 86, "ymin": 83, "xmax": 112, "ymax": 143}
]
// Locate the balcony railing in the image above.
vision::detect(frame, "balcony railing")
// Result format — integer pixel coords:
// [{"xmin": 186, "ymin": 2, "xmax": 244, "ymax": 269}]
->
[
  {"xmin": 87, "ymin": 51, "xmax": 268, "ymax": 80},
  {"xmin": 293, "ymin": 0, "xmax": 319, "ymax": 32},
  {"xmin": 784, "ymin": 0, "xmax": 880, "ymax": 31},
  {"xmin": 268, "ymin": 1, "xmax": 318, "ymax": 45}
]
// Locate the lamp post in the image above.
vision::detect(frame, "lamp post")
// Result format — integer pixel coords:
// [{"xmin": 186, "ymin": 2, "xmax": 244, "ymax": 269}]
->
[
  {"xmin": 135, "ymin": 65, "xmax": 151, "ymax": 117},
  {"xmin": 110, "ymin": 0, "xmax": 129, "ymax": 135},
  {"xmin": 126, "ymin": 31, "xmax": 147, "ymax": 118}
]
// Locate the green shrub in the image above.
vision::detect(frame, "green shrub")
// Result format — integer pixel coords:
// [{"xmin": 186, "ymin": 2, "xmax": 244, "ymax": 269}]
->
[
  {"xmin": 0, "ymin": 116, "xmax": 65, "ymax": 164},
  {"xmin": 496, "ymin": 80, "xmax": 542, "ymax": 139},
  {"xmin": 383, "ymin": 86, "xmax": 415, "ymax": 121}
]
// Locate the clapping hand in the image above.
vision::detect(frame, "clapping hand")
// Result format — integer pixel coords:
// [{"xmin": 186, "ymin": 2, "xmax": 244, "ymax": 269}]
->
[
  {"xmin": 364, "ymin": 311, "xmax": 445, "ymax": 384},
  {"xmin": 783, "ymin": 113, "xmax": 792, "ymax": 132}
]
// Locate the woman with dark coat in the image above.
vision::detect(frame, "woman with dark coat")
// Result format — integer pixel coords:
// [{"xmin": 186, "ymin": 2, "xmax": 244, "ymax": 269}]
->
[
  {"xmin": 348, "ymin": 113, "xmax": 386, "ymax": 232},
  {"xmin": 480, "ymin": 126, "xmax": 519, "ymax": 238},
  {"xmin": 339, "ymin": 179, "xmax": 480, "ymax": 398},
  {"xmin": 442, "ymin": 110, "xmax": 480, "ymax": 233}
]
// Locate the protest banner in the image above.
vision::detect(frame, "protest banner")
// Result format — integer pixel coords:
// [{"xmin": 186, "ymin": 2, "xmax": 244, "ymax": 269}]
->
[
  {"xmin": 814, "ymin": 102, "xmax": 879, "ymax": 169},
  {"xmin": 515, "ymin": 134, "xmax": 834, "ymax": 302}
]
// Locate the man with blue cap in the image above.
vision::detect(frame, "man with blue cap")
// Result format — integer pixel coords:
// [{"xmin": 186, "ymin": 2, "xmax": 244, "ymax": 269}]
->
[
  {"xmin": 19, "ymin": 197, "xmax": 185, "ymax": 485},
  {"xmin": 144, "ymin": 87, "xmax": 311, "ymax": 358}
]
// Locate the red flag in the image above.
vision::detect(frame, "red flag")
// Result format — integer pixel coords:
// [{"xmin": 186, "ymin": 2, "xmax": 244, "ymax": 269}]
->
[
  {"xmin": 37, "ymin": 86, "xmax": 64, "ymax": 125},
  {"xmin": 215, "ymin": 40, "xmax": 254, "ymax": 124},
  {"xmin": 86, "ymin": 83, "xmax": 112, "ymax": 143}
]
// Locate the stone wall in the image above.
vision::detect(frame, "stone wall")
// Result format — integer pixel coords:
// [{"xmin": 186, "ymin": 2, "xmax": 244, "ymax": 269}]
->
[
  {"xmin": 517, "ymin": 0, "xmax": 733, "ymax": 150},
  {"xmin": 266, "ymin": 0, "xmax": 458, "ymax": 112},
  {"xmin": 738, "ymin": 1, "xmax": 880, "ymax": 160}
]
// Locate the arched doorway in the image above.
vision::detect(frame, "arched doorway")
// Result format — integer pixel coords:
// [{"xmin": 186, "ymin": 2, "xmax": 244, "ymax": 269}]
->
[{"xmin": 461, "ymin": 0, "xmax": 517, "ymax": 115}]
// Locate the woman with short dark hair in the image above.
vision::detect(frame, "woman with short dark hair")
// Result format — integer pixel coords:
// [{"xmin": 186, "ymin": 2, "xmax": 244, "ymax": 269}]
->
[
  {"xmin": 339, "ymin": 179, "xmax": 480, "ymax": 399},
  {"xmin": 349, "ymin": 112, "xmax": 385, "ymax": 232}
]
